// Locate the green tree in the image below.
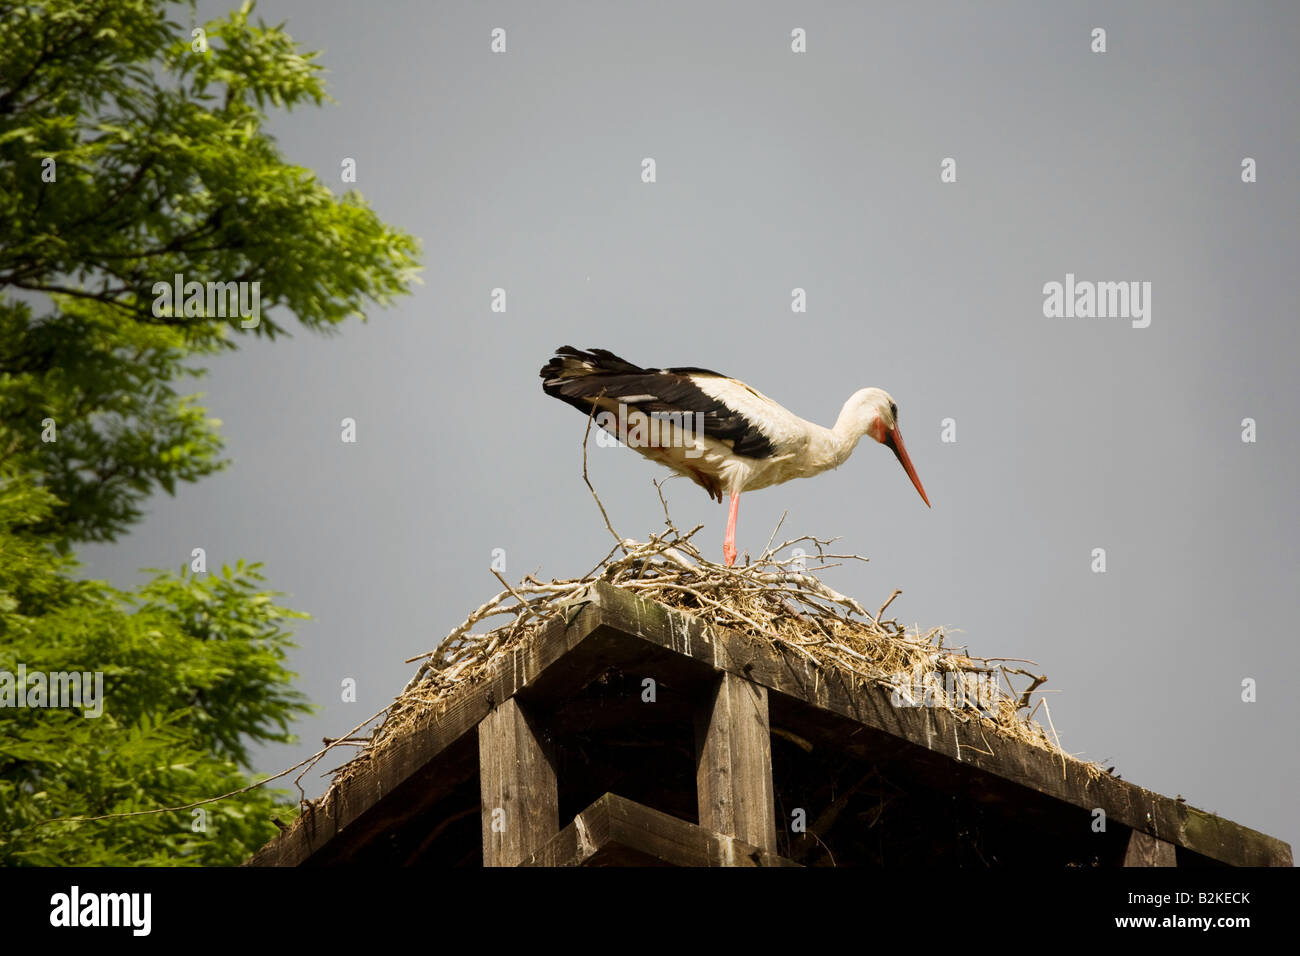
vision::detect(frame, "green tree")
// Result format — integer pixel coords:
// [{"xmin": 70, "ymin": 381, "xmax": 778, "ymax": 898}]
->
[
  {"xmin": 0, "ymin": 0, "xmax": 420, "ymax": 863},
  {"xmin": 0, "ymin": 471, "xmax": 311, "ymax": 865},
  {"xmin": 1, "ymin": 0, "xmax": 419, "ymax": 544}
]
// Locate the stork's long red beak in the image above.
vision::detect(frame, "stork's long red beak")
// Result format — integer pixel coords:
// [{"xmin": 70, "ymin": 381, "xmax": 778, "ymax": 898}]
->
[{"xmin": 885, "ymin": 425, "xmax": 930, "ymax": 507}]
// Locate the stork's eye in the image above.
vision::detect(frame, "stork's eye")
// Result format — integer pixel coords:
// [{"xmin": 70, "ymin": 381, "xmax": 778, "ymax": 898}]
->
[{"xmin": 889, "ymin": 402, "xmax": 897, "ymax": 420}]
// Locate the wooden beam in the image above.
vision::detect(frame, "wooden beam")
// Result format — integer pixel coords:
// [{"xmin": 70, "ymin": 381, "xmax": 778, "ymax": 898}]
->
[
  {"xmin": 521, "ymin": 793, "xmax": 798, "ymax": 867},
  {"xmin": 694, "ymin": 672, "xmax": 777, "ymax": 852},
  {"xmin": 1124, "ymin": 829, "xmax": 1177, "ymax": 867},
  {"xmin": 577, "ymin": 582, "xmax": 1293, "ymax": 867},
  {"xmin": 478, "ymin": 697, "xmax": 559, "ymax": 867}
]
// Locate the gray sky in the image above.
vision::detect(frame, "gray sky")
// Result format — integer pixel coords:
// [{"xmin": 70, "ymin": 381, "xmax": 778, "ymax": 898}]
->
[{"xmin": 83, "ymin": 0, "xmax": 1300, "ymax": 856}]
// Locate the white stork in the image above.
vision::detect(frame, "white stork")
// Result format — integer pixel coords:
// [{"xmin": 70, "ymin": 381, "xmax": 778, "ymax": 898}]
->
[{"xmin": 540, "ymin": 346, "xmax": 930, "ymax": 566}]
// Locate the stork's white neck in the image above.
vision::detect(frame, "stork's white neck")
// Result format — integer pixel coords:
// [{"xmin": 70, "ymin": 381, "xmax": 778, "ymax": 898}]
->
[{"xmin": 799, "ymin": 401, "xmax": 877, "ymax": 475}]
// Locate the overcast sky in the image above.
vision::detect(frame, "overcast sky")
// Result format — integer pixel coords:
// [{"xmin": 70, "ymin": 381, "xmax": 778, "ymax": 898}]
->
[{"xmin": 82, "ymin": 0, "xmax": 1300, "ymax": 857}]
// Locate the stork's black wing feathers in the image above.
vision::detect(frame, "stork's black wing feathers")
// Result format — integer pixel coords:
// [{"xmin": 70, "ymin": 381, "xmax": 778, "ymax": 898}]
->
[{"xmin": 539, "ymin": 346, "xmax": 776, "ymax": 459}]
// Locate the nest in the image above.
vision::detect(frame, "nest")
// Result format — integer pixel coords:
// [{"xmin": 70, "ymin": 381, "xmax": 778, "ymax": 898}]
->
[{"xmin": 304, "ymin": 490, "xmax": 1078, "ymax": 809}]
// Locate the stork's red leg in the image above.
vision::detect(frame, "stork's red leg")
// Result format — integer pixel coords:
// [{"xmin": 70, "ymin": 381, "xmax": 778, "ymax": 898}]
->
[{"xmin": 723, "ymin": 492, "xmax": 740, "ymax": 566}]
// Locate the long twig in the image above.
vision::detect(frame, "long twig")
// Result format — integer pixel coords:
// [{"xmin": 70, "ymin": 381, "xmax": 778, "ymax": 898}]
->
[{"xmin": 581, "ymin": 390, "xmax": 627, "ymax": 553}]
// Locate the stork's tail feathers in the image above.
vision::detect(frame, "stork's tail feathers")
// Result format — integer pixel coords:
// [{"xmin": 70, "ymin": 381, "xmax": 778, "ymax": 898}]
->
[
  {"xmin": 539, "ymin": 346, "xmax": 647, "ymax": 387},
  {"xmin": 539, "ymin": 346, "xmax": 636, "ymax": 418}
]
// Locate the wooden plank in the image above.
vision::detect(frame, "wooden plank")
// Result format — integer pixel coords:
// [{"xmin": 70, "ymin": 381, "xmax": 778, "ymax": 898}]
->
[
  {"xmin": 246, "ymin": 714, "xmax": 481, "ymax": 866},
  {"xmin": 479, "ymin": 696, "xmax": 559, "ymax": 866},
  {"xmin": 694, "ymin": 672, "xmax": 777, "ymax": 852},
  {"xmin": 768, "ymin": 694, "xmax": 1131, "ymax": 864},
  {"xmin": 1124, "ymin": 829, "xmax": 1178, "ymax": 867},
  {"xmin": 579, "ymin": 582, "xmax": 1293, "ymax": 868},
  {"xmin": 520, "ymin": 793, "xmax": 798, "ymax": 867},
  {"xmin": 248, "ymin": 598, "xmax": 612, "ymax": 866}
]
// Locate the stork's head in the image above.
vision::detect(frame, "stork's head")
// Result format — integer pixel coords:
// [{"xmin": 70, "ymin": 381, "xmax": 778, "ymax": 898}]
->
[{"xmin": 844, "ymin": 388, "xmax": 931, "ymax": 508}]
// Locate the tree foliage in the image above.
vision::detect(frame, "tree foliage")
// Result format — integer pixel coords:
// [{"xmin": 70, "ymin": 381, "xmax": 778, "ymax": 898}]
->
[
  {"xmin": 1, "ymin": 0, "xmax": 420, "ymax": 543},
  {"xmin": 0, "ymin": 470, "xmax": 311, "ymax": 866},
  {"xmin": 0, "ymin": 0, "xmax": 420, "ymax": 864}
]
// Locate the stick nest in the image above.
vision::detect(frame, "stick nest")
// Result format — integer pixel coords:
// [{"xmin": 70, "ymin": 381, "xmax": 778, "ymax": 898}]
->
[{"xmin": 312, "ymin": 502, "xmax": 1078, "ymax": 806}]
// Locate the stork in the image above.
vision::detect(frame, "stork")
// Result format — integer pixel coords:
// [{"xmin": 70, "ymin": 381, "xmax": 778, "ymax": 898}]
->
[{"xmin": 540, "ymin": 346, "xmax": 930, "ymax": 566}]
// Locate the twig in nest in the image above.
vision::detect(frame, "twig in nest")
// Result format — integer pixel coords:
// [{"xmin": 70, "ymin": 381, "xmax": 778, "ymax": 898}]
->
[
  {"xmin": 1014, "ymin": 673, "xmax": 1047, "ymax": 711},
  {"xmin": 1040, "ymin": 699, "xmax": 1066, "ymax": 779},
  {"xmin": 492, "ymin": 568, "xmax": 542, "ymax": 628},
  {"xmin": 653, "ymin": 476, "xmax": 681, "ymax": 530},
  {"xmin": 764, "ymin": 510, "xmax": 788, "ymax": 557},
  {"xmin": 581, "ymin": 389, "xmax": 628, "ymax": 554},
  {"xmin": 875, "ymin": 589, "xmax": 902, "ymax": 623}
]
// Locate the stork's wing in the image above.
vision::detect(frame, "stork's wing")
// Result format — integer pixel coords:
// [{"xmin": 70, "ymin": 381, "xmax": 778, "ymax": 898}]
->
[{"xmin": 539, "ymin": 346, "xmax": 777, "ymax": 459}]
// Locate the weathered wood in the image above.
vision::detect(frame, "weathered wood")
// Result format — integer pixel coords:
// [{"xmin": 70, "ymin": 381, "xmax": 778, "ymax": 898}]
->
[
  {"xmin": 248, "ymin": 602, "xmax": 606, "ymax": 866},
  {"xmin": 246, "ymin": 723, "xmax": 480, "ymax": 866},
  {"xmin": 695, "ymin": 672, "xmax": 777, "ymax": 852},
  {"xmin": 577, "ymin": 582, "xmax": 1292, "ymax": 867},
  {"xmin": 479, "ymin": 697, "xmax": 559, "ymax": 866},
  {"xmin": 1123, "ymin": 828, "xmax": 1177, "ymax": 867},
  {"xmin": 521, "ymin": 792, "xmax": 798, "ymax": 867},
  {"xmin": 250, "ymin": 580, "xmax": 1292, "ymax": 867}
]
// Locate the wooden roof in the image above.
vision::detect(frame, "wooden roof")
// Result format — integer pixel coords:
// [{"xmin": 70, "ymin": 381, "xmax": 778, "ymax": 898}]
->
[{"xmin": 249, "ymin": 581, "xmax": 1292, "ymax": 867}]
